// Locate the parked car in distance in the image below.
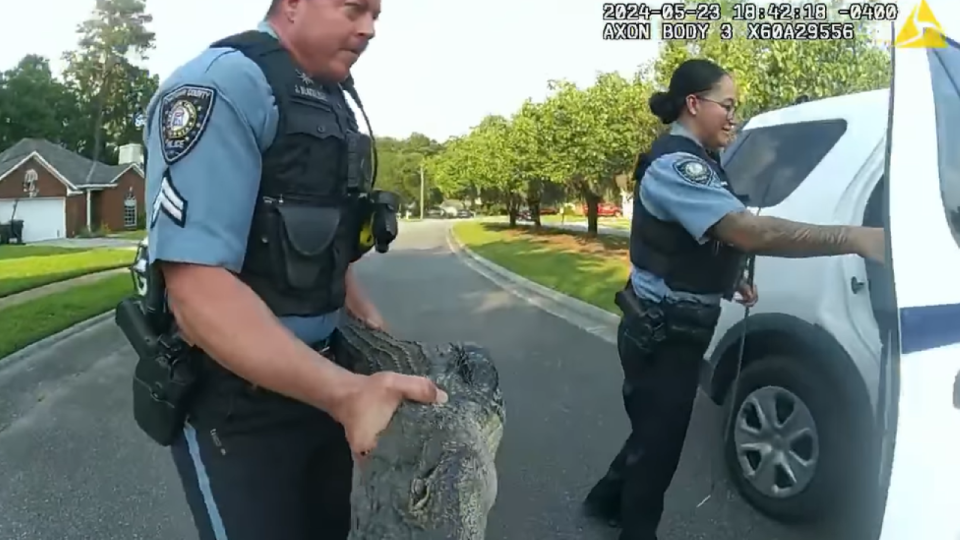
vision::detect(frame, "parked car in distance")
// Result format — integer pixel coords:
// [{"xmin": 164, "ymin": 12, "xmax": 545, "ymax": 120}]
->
[{"xmin": 580, "ymin": 202, "xmax": 622, "ymax": 217}]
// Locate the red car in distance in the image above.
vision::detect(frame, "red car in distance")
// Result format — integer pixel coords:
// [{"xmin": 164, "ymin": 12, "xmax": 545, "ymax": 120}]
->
[{"xmin": 580, "ymin": 202, "xmax": 622, "ymax": 217}]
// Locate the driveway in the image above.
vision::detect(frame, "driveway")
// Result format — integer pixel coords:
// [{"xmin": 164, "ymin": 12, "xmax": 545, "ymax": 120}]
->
[{"xmin": 0, "ymin": 221, "xmax": 869, "ymax": 539}]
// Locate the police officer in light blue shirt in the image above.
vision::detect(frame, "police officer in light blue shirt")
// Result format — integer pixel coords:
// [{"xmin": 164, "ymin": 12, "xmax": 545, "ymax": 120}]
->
[
  {"xmin": 581, "ymin": 59, "xmax": 886, "ymax": 540},
  {"xmin": 141, "ymin": 1, "xmax": 446, "ymax": 539}
]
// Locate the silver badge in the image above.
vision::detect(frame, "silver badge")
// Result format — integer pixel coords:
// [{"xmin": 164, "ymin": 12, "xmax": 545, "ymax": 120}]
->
[{"xmin": 674, "ymin": 158, "xmax": 712, "ymax": 184}]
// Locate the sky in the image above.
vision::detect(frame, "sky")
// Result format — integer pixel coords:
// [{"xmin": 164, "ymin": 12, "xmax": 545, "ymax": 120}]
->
[
  {"xmin": 0, "ymin": 0, "xmax": 954, "ymax": 142},
  {"xmin": 0, "ymin": 0, "xmax": 661, "ymax": 142}
]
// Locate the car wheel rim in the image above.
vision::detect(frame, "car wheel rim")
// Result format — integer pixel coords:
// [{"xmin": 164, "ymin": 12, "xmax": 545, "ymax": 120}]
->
[{"xmin": 733, "ymin": 385, "xmax": 819, "ymax": 499}]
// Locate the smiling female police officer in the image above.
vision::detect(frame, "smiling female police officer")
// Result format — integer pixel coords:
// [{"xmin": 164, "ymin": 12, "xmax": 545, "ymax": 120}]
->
[
  {"xmin": 140, "ymin": 1, "xmax": 446, "ymax": 539},
  {"xmin": 581, "ymin": 59, "xmax": 886, "ymax": 540}
]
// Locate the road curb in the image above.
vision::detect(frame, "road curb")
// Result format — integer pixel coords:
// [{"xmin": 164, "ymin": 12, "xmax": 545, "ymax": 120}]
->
[
  {"xmin": 445, "ymin": 225, "xmax": 620, "ymax": 344},
  {"xmin": 0, "ymin": 310, "xmax": 115, "ymax": 369},
  {"xmin": 0, "ymin": 267, "xmax": 129, "ymax": 310}
]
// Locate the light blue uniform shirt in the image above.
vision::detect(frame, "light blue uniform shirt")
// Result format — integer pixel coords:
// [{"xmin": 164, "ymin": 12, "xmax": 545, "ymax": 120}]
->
[
  {"xmin": 630, "ymin": 123, "xmax": 746, "ymax": 306},
  {"xmin": 144, "ymin": 21, "xmax": 340, "ymax": 344}
]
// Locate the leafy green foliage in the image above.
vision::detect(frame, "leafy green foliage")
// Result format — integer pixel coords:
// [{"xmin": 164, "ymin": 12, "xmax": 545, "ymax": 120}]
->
[
  {"xmin": 0, "ymin": 56, "xmax": 86, "ymax": 151},
  {"xmin": 427, "ymin": 2, "xmax": 891, "ymax": 235},
  {"xmin": 0, "ymin": 0, "xmax": 158, "ymax": 164},
  {"xmin": 375, "ymin": 133, "xmax": 446, "ymax": 214}
]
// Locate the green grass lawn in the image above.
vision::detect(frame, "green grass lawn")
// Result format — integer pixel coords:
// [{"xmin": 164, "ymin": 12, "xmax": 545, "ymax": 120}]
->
[
  {"xmin": 0, "ymin": 273, "xmax": 134, "ymax": 358},
  {"xmin": 453, "ymin": 221, "xmax": 628, "ymax": 313},
  {"xmin": 0, "ymin": 245, "xmax": 85, "ymax": 260},
  {"xmin": 0, "ymin": 245, "xmax": 134, "ymax": 297}
]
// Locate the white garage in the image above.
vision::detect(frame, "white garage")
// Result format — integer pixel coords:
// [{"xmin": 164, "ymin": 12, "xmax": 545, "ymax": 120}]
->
[{"xmin": 0, "ymin": 197, "xmax": 66, "ymax": 242}]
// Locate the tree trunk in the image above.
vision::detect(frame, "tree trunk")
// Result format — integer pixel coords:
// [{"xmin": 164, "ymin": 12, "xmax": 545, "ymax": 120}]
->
[
  {"xmin": 84, "ymin": 57, "xmax": 113, "ymax": 188},
  {"xmin": 583, "ymin": 191, "xmax": 600, "ymax": 237},
  {"xmin": 527, "ymin": 197, "xmax": 542, "ymax": 229},
  {"xmin": 507, "ymin": 196, "xmax": 519, "ymax": 227}
]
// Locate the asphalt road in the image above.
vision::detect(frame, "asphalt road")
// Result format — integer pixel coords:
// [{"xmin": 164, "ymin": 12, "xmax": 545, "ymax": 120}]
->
[{"xmin": 0, "ymin": 220, "xmax": 871, "ymax": 540}]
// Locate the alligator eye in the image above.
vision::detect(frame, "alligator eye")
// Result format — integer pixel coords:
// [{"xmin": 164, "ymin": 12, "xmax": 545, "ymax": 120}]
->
[{"xmin": 410, "ymin": 478, "xmax": 430, "ymax": 510}]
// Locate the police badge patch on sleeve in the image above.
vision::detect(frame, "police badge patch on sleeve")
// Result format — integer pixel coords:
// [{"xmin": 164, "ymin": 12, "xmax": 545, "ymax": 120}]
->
[
  {"xmin": 673, "ymin": 158, "xmax": 713, "ymax": 185},
  {"xmin": 159, "ymin": 84, "xmax": 217, "ymax": 164}
]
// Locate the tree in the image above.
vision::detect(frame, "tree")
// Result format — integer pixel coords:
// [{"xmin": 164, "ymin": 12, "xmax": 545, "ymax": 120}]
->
[
  {"xmin": 61, "ymin": 0, "xmax": 157, "ymax": 165},
  {"xmin": 0, "ymin": 55, "xmax": 84, "ymax": 150},
  {"xmin": 539, "ymin": 73, "xmax": 653, "ymax": 235},
  {"xmin": 375, "ymin": 133, "xmax": 445, "ymax": 214},
  {"xmin": 506, "ymin": 100, "xmax": 564, "ymax": 228},
  {"xmin": 427, "ymin": 136, "xmax": 478, "ymax": 205}
]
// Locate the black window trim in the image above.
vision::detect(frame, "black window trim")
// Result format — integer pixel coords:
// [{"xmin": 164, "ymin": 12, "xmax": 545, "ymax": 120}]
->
[
  {"xmin": 722, "ymin": 118, "xmax": 848, "ymax": 208},
  {"xmin": 928, "ymin": 34, "xmax": 960, "ymax": 248}
]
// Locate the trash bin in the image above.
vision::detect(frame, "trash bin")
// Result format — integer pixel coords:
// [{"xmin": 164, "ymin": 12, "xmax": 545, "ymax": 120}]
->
[
  {"xmin": 0, "ymin": 223, "xmax": 10, "ymax": 244},
  {"xmin": 9, "ymin": 219, "xmax": 23, "ymax": 244}
]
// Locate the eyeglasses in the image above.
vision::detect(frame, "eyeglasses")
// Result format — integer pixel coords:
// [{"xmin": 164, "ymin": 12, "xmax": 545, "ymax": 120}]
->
[{"xmin": 697, "ymin": 96, "xmax": 737, "ymax": 118}]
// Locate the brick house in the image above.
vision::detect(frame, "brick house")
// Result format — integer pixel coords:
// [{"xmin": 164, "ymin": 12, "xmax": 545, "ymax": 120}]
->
[{"xmin": 0, "ymin": 138, "xmax": 145, "ymax": 242}]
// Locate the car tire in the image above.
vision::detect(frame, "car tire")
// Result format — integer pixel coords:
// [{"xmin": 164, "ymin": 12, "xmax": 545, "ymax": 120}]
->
[{"xmin": 722, "ymin": 354, "xmax": 863, "ymax": 523}]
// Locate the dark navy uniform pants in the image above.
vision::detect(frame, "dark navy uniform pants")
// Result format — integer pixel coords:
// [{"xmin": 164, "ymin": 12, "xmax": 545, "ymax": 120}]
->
[
  {"xmin": 586, "ymin": 296, "xmax": 720, "ymax": 540},
  {"xmin": 170, "ymin": 351, "xmax": 353, "ymax": 540}
]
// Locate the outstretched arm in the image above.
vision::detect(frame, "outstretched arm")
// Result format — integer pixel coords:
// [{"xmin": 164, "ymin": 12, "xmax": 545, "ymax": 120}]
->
[{"xmin": 709, "ymin": 210, "xmax": 882, "ymax": 261}]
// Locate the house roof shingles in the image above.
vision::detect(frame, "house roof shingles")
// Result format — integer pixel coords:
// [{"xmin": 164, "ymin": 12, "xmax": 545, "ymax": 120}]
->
[{"xmin": 0, "ymin": 138, "xmax": 134, "ymax": 188}]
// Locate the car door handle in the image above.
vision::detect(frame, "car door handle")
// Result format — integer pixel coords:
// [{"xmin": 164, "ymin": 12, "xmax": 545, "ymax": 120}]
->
[
  {"xmin": 954, "ymin": 370, "xmax": 960, "ymax": 410},
  {"xmin": 851, "ymin": 276, "xmax": 866, "ymax": 294}
]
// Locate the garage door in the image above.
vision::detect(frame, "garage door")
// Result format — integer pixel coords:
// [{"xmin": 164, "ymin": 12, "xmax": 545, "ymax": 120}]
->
[{"xmin": 0, "ymin": 197, "xmax": 66, "ymax": 242}]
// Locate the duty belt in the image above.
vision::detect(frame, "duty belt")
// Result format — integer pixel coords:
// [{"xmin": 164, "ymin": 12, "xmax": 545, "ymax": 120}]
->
[{"xmin": 616, "ymin": 282, "xmax": 721, "ymax": 332}]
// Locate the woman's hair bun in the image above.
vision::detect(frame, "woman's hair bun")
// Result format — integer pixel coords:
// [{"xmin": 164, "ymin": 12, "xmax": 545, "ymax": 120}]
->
[{"xmin": 648, "ymin": 91, "xmax": 680, "ymax": 124}]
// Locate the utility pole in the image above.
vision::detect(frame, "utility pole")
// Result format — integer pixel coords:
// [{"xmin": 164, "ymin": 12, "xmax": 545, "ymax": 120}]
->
[{"xmin": 419, "ymin": 162, "xmax": 425, "ymax": 219}]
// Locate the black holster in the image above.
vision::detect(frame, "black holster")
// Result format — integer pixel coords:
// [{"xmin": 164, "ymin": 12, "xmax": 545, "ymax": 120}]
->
[
  {"xmin": 116, "ymin": 298, "xmax": 200, "ymax": 446},
  {"xmin": 615, "ymin": 281, "xmax": 720, "ymax": 346}
]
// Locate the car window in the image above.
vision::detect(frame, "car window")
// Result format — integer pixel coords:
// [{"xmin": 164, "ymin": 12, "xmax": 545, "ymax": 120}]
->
[
  {"xmin": 928, "ymin": 36, "xmax": 960, "ymax": 249},
  {"xmin": 721, "ymin": 119, "xmax": 847, "ymax": 207}
]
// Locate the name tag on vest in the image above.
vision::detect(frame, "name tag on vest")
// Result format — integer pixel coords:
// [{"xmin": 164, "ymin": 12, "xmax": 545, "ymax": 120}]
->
[{"xmin": 294, "ymin": 85, "xmax": 329, "ymax": 102}]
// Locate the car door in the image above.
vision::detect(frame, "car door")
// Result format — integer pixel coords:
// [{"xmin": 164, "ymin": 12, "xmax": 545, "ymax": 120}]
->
[{"xmin": 877, "ymin": 4, "xmax": 960, "ymax": 539}]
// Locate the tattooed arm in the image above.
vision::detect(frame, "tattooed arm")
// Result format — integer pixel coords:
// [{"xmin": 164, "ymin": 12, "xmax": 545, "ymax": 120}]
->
[{"xmin": 710, "ymin": 210, "xmax": 885, "ymax": 261}]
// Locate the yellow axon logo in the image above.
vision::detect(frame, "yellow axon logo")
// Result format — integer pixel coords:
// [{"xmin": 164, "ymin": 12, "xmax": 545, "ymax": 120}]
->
[{"xmin": 894, "ymin": 0, "xmax": 946, "ymax": 48}]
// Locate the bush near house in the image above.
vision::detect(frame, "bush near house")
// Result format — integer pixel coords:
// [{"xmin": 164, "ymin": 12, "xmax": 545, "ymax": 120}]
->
[
  {"xmin": 0, "ymin": 245, "xmax": 133, "ymax": 297},
  {"xmin": 0, "ymin": 274, "xmax": 134, "ymax": 359}
]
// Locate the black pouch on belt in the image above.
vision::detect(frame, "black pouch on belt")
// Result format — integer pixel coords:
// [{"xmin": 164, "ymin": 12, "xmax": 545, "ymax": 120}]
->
[{"xmin": 662, "ymin": 300, "xmax": 722, "ymax": 345}]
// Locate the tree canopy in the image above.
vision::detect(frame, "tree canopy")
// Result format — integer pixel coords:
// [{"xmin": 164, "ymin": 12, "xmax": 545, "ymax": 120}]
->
[{"xmin": 0, "ymin": 0, "xmax": 158, "ymax": 164}]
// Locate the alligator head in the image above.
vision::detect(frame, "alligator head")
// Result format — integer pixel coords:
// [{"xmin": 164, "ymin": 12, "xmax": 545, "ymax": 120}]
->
[{"xmin": 337, "ymin": 319, "xmax": 505, "ymax": 540}]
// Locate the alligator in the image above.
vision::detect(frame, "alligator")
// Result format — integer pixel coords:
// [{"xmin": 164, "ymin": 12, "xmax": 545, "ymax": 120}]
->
[{"xmin": 335, "ymin": 316, "xmax": 506, "ymax": 540}]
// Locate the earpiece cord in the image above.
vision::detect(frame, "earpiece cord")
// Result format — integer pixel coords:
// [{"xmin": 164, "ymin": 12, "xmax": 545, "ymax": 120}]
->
[{"xmin": 340, "ymin": 75, "xmax": 378, "ymax": 189}]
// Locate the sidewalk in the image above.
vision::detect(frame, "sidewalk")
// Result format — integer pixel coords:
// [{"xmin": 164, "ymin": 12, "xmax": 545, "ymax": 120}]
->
[{"xmin": 0, "ymin": 268, "xmax": 129, "ymax": 310}]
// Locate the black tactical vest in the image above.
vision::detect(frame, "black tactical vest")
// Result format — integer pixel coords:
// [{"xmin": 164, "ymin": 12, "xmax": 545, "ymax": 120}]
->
[
  {"xmin": 630, "ymin": 134, "xmax": 746, "ymax": 298},
  {"xmin": 211, "ymin": 31, "xmax": 365, "ymax": 317}
]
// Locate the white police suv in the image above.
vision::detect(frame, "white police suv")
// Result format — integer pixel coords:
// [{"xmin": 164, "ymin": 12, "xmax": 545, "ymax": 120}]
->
[{"xmin": 700, "ymin": 9, "xmax": 960, "ymax": 536}]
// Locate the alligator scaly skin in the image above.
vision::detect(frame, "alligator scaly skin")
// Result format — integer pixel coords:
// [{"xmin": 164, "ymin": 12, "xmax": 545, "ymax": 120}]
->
[{"xmin": 336, "ymin": 316, "xmax": 505, "ymax": 540}]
